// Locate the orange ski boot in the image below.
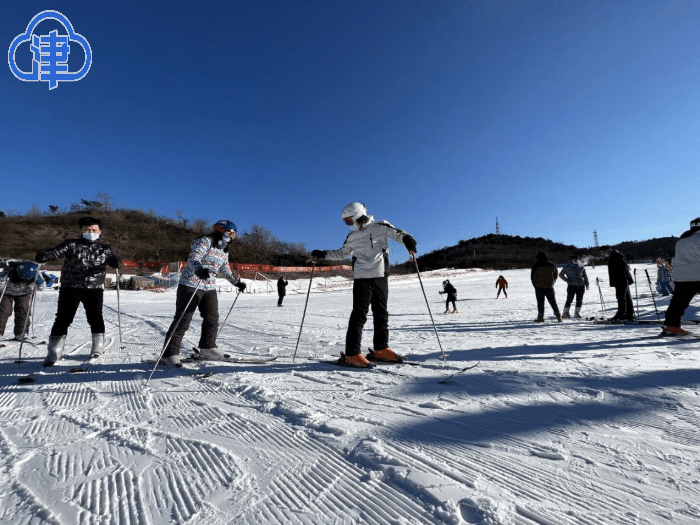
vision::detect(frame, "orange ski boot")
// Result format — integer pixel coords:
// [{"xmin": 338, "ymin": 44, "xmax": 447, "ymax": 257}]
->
[
  {"xmin": 368, "ymin": 348, "xmax": 404, "ymax": 363},
  {"xmin": 662, "ymin": 326, "xmax": 690, "ymax": 336},
  {"xmin": 339, "ymin": 352, "xmax": 375, "ymax": 368}
]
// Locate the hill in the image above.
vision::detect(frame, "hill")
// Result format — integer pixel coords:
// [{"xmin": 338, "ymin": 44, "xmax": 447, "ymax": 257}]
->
[{"xmin": 394, "ymin": 233, "xmax": 679, "ymax": 272}]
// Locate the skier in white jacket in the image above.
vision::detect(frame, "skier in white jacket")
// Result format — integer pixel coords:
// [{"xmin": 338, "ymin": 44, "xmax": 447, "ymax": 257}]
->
[
  {"xmin": 311, "ymin": 202, "xmax": 416, "ymax": 368},
  {"xmin": 662, "ymin": 217, "xmax": 700, "ymax": 335}
]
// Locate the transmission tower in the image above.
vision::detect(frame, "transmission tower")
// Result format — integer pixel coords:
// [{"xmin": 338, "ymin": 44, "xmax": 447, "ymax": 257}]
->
[
  {"xmin": 495, "ymin": 217, "xmax": 500, "ymax": 235},
  {"xmin": 593, "ymin": 230, "xmax": 599, "ymax": 248}
]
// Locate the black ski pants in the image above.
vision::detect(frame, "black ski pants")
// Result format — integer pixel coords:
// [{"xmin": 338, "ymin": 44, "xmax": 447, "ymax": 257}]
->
[
  {"xmin": 664, "ymin": 281, "xmax": 700, "ymax": 327},
  {"xmin": 613, "ymin": 284, "xmax": 634, "ymax": 320},
  {"xmin": 535, "ymin": 287, "xmax": 560, "ymax": 316},
  {"xmin": 164, "ymin": 284, "xmax": 219, "ymax": 357},
  {"xmin": 50, "ymin": 288, "xmax": 105, "ymax": 336},
  {"xmin": 346, "ymin": 277, "xmax": 389, "ymax": 356},
  {"xmin": 277, "ymin": 293, "xmax": 285, "ymax": 306},
  {"xmin": 564, "ymin": 285, "xmax": 586, "ymax": 308},
  {"xmin": 497, "ymin": 287, "xmax": 507, "ymax": 298},
  {"xmin": 0, "ymin": 293, "xmax": 32, "ymax": 337},
  {"xmin": 445, "ymin": 294, "xmax": 456, "ymax": 310}
]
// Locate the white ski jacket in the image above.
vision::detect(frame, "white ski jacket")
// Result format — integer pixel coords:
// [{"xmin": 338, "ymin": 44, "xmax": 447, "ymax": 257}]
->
[
  {"xmin": 672, "ymin": 230, "xmax": 700, "ymax": 282},
  {"xmin": 323, "ymin": 217, "xmax": 413, "ymax": 279}
]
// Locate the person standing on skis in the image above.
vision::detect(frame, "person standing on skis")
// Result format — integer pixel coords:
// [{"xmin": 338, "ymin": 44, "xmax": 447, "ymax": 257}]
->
[
  {"xmin": 662, "ymin": 217, "xmax": 700, "ymax": 336},
  {"xmin": 0, "ymin": 261, "xmax": 47, "ymax": 341},
  {"xmin": 656, "ymin": 258, "xmax": 674, "ymax": 296},
  {"xmin": 559, "ymin": 254, "xmax": 589, "ymax": 318},
  {"xmin": 311, "ymin": 202, "xmax": 416, "ymax": 368},
  {"xmin": 35, "ymin": 216, "xmax": 121, "ymax": 366},
  {"xmin": 440, "ymin": 279, "xmax": 457, "ymax": 313},
  {"xmin": 531, "ymin": 251, "xmax": 562, "ymax": 322},
  {"xmin": 160, "ymin": 220, "xmax": 246, "ymax": 368},
  {"xmin": 496, "ymin": 275, "xmax": 508, "ymax": 298},
  {"xmin": 277, "ymin": 275, "xmax": 288, "ymax": 307},
  {"xmin": 599, "ymin": 246, "xmax": 635, "ymax": 321}
]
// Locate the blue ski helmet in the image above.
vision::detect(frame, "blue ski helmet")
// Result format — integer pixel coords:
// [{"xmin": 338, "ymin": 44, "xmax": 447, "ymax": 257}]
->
[
  {"xmin": 213, "ymin": 220, "xmax": 237, "ymax": 235},
  {"xmin": 16, "ymin": 262, "xmax": 39, "ymax": 281}
]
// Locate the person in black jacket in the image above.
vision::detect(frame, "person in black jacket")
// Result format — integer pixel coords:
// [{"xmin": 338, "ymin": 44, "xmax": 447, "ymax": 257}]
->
[
  {"xmin": 599, "ymin": 246, "xmax": 634, "ymax": 321},
  {"xmin": 439, "ymin": 280, "xmax": 458, "ymax": 313},
  {"xmin": 531, "ymin": 251, "xmax": 562, "ymax": 322},
  {"xmin": 277, "ymin": 275, "xmax": 288, "ymax": 307},
  {"xmin": 36, "ymin": 216, "xmax": 121, "ymax": 366}
]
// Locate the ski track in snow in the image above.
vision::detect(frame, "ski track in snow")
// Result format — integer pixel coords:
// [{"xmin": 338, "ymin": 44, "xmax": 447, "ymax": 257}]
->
[{"xmin": 0, "ymin": 264, "xmax": 699, "ymax": 524}]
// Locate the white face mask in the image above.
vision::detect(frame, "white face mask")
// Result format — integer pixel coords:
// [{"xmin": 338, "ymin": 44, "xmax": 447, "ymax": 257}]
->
[{"xmin": 82, "ymin": 232, "xmax": 100, "ymax": 241}]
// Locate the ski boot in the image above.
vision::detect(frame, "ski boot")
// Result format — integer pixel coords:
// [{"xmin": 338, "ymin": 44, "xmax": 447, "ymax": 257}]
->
[
  {"xmin": 452, "ymin": 309, "xmax": 458, "ymax": 314},
  {"xmin": 197, "ymin": 347, "xmax": 230, "ymax": 360},
  {"xmin": 561, "ymin": 308, "xmax": 571, "ymax": 319},
  {"xmin": 43, "ymin": 335, "xmax": 66, "ymax": 367},
  {"xmin": 662, "ymin": 326, "xmax": 690, "ymax": 336},
  {"xmin": 338, "ymin": 352, "xmax": 375, "ymax": 368},
  {"xmin": 159, "ymin": 354, "xmax": 182, "ymax": 368},
  {"xmin": 368, "ymin": 348, "xmax": 404, "ymax": 363},
  {"xmin": 90, "ymin": 333, "xmax": 105, "ymax": 359},
  {"xmin": 574, "ymin": 306, "xmax": 582, "ymax": 319}
]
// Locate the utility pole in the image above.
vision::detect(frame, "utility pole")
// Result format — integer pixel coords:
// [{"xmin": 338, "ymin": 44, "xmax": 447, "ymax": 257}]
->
[
  {"xmin": 495, "ymin": 217, "xmax": 500, "ymax": 235},
  {"xmin": 593, "ymin": 230, "xmax": 599, "ymax": 248}
]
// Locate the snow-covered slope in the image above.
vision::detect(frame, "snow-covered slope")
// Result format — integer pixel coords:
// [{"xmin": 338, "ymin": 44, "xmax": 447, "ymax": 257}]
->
[{"xmin": 1, "ymin": 264, "xmax": 698, "ymax": 524}]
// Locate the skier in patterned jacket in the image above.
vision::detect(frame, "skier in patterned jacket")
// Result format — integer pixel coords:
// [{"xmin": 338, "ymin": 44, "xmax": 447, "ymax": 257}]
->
[
  {"xmin": 0, "ymin": 261, "xmax": 52, "ymax": 341},
  {"xmin": 311, "ymin": 202, "xmax": 416, "ymax": 368},
  {"xmin": 35, "ymin": 216, "xmax": 121, "ymax": 366},
  {"xmin": 160, "ymin": 220, "xmax": 246, "ymax": 368}
]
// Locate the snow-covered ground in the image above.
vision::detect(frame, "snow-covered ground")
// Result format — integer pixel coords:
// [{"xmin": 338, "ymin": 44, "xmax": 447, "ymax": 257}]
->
[{"xmin": 1, "ymin": 263, "xmax": 699, "ymax": 525}]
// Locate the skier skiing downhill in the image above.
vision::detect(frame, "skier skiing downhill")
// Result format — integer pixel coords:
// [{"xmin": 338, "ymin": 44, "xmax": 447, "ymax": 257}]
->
[
  {"xmin": 496, "ymin": 275, "xmax": 508, "ymax": 298},
  {"xmin": 662, "ymin": 217, "xmax": 700, "ymax": 336},
  {"xmin": 35, "ymin": 217, "xmax": 121, "ymax": 366},
  {"xmin": 160, "ymin": 220, "xmax": 246, "ymax": 368},
  {"xmin": 440, "ymin": 280, "xmax": 458, "ymax": 313},
  {"xmin": 311, "ymin": 202, "xmax": 417, "ymax": 368}
]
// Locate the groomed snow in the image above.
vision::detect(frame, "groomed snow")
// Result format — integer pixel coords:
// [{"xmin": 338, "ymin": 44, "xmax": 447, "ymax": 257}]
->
[{"xmin": 1, "ymin": 264, "xmax": 698, "ymax": 525}]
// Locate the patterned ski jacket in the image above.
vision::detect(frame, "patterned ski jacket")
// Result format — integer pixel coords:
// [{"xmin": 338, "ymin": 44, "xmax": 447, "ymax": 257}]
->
[
  {"xmin": 671, "ymin": 229, "xmax": 700, "ymax": 282},
  {"xmin": 180, "ymin": 236, "xmax": 241, "ymax": 291},
  {"xmin": 0, "ymin": 267, "xmax": 46, "ymax": 296},
  {"xmin": 322, "ymin": 217, "xmax": 415, "ymax": 279},
  {"xmin": 36, "ymin": 238, "xmax": 119, "ymax": 289},
  {"xmin": 559, "ymin": 263, "xmax": 589, "ymax": 288}
]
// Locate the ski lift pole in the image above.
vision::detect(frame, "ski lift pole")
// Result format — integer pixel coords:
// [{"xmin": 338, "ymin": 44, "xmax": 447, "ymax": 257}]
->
[
  {"xmin": 292, "ymin": 262, "xmax": 316, "ymax": 362},
  {"xmin": 633, "ymin": 269, "xmax": 640, "ymax": 321},
  {"xmin": 596, "ymin": 277, "xmax": 606, "ymax": 317},
  {"xmin": 644, "ymin": 269, "xmax": 662, "ymax": 321},
  {"xmin": 412, "ymin": 255, "xmax": 447, "ymax": 362}
]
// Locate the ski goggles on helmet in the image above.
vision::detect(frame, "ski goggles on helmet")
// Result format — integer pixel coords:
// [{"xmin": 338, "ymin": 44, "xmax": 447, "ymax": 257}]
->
[{"xmin": 342, "ymin": 216, "xmax": 355, "ymax": 226}]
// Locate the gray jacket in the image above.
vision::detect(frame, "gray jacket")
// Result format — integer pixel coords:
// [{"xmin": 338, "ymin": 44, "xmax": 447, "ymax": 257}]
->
[
  {"xmin": 323, "ymin": 217, "xmax": 413, "ymax": 279},
  {"xmin": 559, "ymin": 263, "xmax": 589, "ymax": 288}
]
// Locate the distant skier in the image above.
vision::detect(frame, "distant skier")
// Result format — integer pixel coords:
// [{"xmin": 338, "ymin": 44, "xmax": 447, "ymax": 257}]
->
[
  {"xmin": 439, "ymin": 280, "xmax": 457, "ymax": 313},
  {"xmin": 277, "ymin": 275, "xmax": 288, "ymax": 307},
  {"xmin": 35, "ymin": 216, "xmax": 121, "ymax": 366},
  {"xmin": 599, "ymin": 246, "xmax": 635, "ymax": 321},
  {"xmin": 496, "ymin": 275, "xmax": 508, "ymax": 298},
  {"xmin": 311, "ymin": 202, "xmax": 416, "ymax": 368},
  {"xmin": 559, "ymin": 254, "xmax": 589, "ymax": 318},
  {"xmin": 662, "ymin": 217, "xmax": 700, "ymax": 336},
  {"xmin": 531, "ymin": 251, "xmax": 562, "ymax": 322},
  {"xmin": 160, "ymin": 220, "xmax": 246, "ymax": 367},
  {"xmin": 656, "ymin": 258, "xmax": 674, "ymax": 296},
  {"xmin": 0, "ymin": 261, "xmax": 54, "ymax": 341}
]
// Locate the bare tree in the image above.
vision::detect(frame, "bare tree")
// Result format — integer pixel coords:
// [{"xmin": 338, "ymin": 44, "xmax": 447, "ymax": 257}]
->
[{"xmin": 97, "ymin": 192, "xmax": 113, "ymax": 211}]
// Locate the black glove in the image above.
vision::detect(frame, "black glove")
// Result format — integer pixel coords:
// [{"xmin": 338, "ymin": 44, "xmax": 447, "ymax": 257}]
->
[
  {"xmin": 236, "ymin": 281, "xmax": 246, "ymax": 292},
  {"xmin": 311, "ymin": 250, "xmax": 327, "ymax": 259},
  {"xmin": 106, "ymin": 256, "xmax": 121, "ymax": 268},
  {"xmin": 403, "ymin": 235, "xmax": 417, "ymax": 253},
  {"xmin": 195, "ymin": 267, "xmax": 211, "ymax": 280},
  {"xmin": 35, "ymin": 252, "xmax": 50, "ymax": 263}
]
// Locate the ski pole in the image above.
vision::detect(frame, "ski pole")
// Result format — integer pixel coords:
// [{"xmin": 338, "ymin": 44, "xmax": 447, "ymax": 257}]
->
[
  {"xmin": 292, "ymin": 263, "xmax": 315, "ymax": 362},
  {"xmin": 0, "ymin": 275, "xmax": 9, "ymax": 307},
  {"xmin": 217, "ymin": 289, "xmax": 241, "ymax": 337},
  {"xmin": 16, "ymin": 265, "xmax": 42, "ymax": 364},
  {"xmin": 115, "ymin": 268, "xmax": 124, "ymax": 350},
  {"xmin": 412, "ymin": 255, "xmax": 447, "ymax": 362},
  {"xmin": 596, "ymin": 277, "xmax": 606, "ymax": 317},
  {"xmin": 633, "ymin": 269, "xmax": 640, "ymax": 321},
  {"xmin": 145, "ymin": 280, "xmax": 203, "ymax": 386},
  {"xmin": 644, "ymin": 269, "xmax": 661, "ymax": 321}
]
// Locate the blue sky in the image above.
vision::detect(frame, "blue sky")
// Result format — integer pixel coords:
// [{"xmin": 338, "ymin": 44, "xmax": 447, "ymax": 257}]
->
[{"xmin": 2, "ymin": 1, "xmax": 698, "ymax": 263}]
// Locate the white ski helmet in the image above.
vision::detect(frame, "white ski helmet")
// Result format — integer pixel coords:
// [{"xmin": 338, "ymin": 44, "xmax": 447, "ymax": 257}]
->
[{"xmin": 341, "ymin": 202, "xmax": 367, "ymax": 227}]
